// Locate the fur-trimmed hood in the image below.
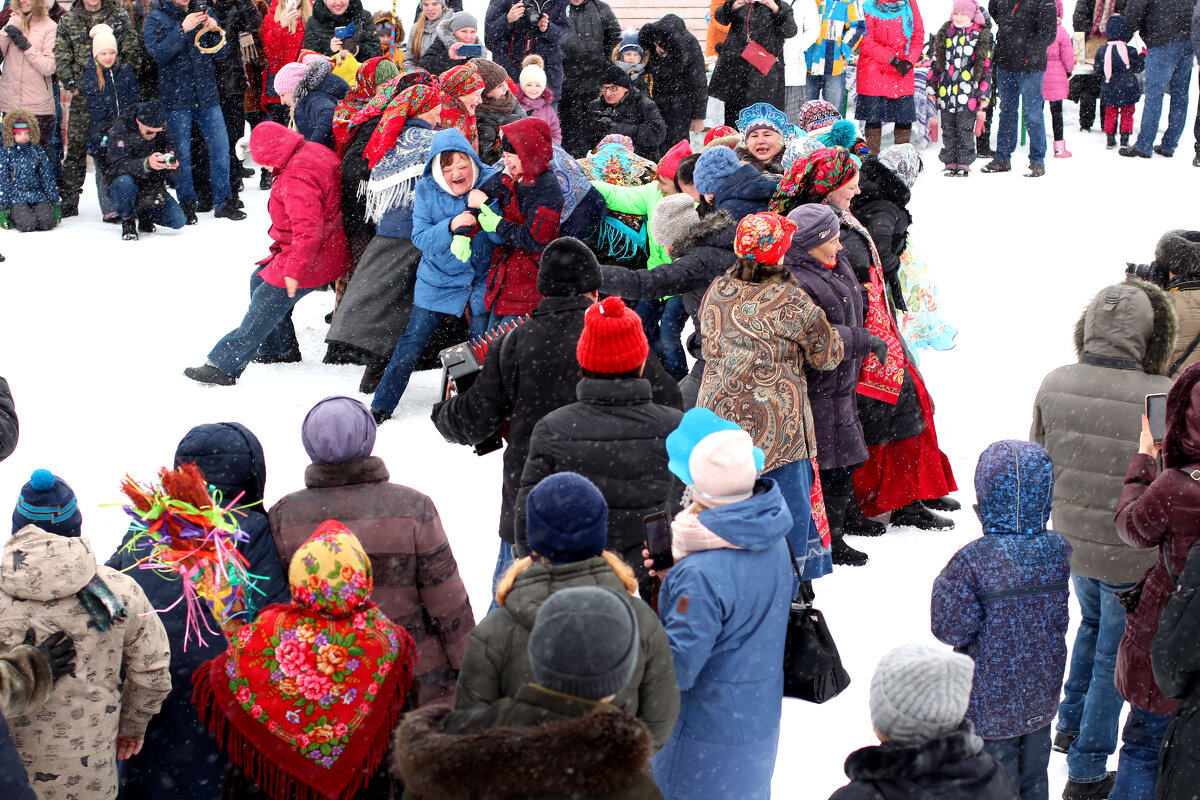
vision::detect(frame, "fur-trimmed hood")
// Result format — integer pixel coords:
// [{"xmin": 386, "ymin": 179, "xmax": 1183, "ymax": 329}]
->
[
  {"xmin": 432, "ymin": 13, "xmax": 463, "ymax": 49},
  {"xmin": 670, "ymin": 210, "xmax": 735, "ymax": 260},
  {"xmin": 1073, "ymin": 278, "xmax": 1177, "ymax": 375},
  {"xmin": 1157, "ymin": 230, "xmax": 1200, "ymax": 278},
  {"xmin": 395, "ymin": 688, "xmax": 657, "ymax": 800},
  {"xmin": 2, "ymin": 110, "xmax": 40, "ymax": 148},
  {"xmin": 853, "ymin": 156, "xmax": 911, "ymax": 209},
  {"xmin": 735, "ymin": 144, "xmax": 785, "ymax": 176}
]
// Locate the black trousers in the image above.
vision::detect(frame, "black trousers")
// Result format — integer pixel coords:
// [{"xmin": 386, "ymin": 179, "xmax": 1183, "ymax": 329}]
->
[{"xmin": 939, "ymin": 110, "xmax": 977, "ymax": 166}]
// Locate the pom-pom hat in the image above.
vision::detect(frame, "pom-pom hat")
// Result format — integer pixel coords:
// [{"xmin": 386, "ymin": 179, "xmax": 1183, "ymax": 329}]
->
[
  {"xmin": 577, "ymin": 296, "xmax": 648, "ymax": 374},
  {"xmin": 13, "ymin": 470, "xmax": 83, "ymax": 537}
]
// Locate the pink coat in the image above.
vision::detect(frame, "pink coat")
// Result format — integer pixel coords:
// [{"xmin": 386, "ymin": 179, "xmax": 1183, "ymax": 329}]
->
[
  {"xmin": 1043, "ymin": 24, "xmax": 1075, "ymax": 101},
  {"xmin": 517, "ymin": 89, "xmax": 562, "ymax": 144},
  {"xmin": 856, "ymin": 1, "xmax": 925, "ymax": 99},
  {"xmin": 249, "ymin": 122, "xmax": 351, "ymax": 290},
  {"xmin": 0, "ymin": 14, "xmax": 56, "ymax": 115}
]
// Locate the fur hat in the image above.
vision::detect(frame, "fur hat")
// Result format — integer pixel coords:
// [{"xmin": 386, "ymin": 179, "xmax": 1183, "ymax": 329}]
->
[
  {"xmin": 537, "ymin": 237, "xmax": 602, "ymax": 296},
  {"xmin": 650, "ymin": 193, "xmax": 701, "ymax": 250},
  {"xmin": 692, "ymin": 145, "xmax": 741, "ymax": 196},
  {"xmin": 577, "ymin": 296, "xmax": 648, "ymax": 374},
  {"xmin": 90, "ymin": 23, "xmax": 117, "ymax": 56},
  {"xmin": 870, "ymin": 644, "xmax": 975, "ymax": 745},
  {"xmin": 1156, "ymin": 230, "xmax": 1200, "ymax": 278},
  {"xmin": 527, "ymin": 586, "xmax": 639, "ymax": 701},
  {"xmin": 877, "ymin": 144, "xmax": 922, "ymax": 189},
  {"xmin": 13, "ymin": 470, "xmax": 82, "ymax": 538},
  {"xmin": 525, "ymin": 473, "xmax": 609, "ymax": 564},
  {"xmin": 520, "ymin": 54, "xmax": 547, "ymax": 88}
]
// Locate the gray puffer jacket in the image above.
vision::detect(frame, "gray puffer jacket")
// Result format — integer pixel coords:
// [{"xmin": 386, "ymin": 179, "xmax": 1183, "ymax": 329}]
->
[{"xmin": 1031, "ymin": 278, "xmax": 1176, "ymax": 583}]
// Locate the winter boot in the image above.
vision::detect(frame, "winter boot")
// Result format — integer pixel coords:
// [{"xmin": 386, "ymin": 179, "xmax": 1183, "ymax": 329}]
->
[
  {"xmin": 864, "ymin": 127, "xmax": 882, "ymax": 154},
  {"xmin": 1052, "ymin": 730, "xmax": 1077, "ymax": 754},
  {"xmin": 1026, "ymin": 163, "xmax": 1046, "ymax": 177},
  {"xmin": 824, "ymin": 480, "xmax": 869, "ymax": 566},
  {"xmin": 843, "ymin": 493, "xmax": 886, "ymax": 537},
  {"xmin": 240, "ymin": 162, "xmax": 255, "ymax": 178},
  {"xmin": 981, "ymin": 159, "xmax": 1011, "ymax": 173},
  {"xmin": 1154, "ymin": 144, "xmax": 1174, "ymax": 157},
  {"xmin": 360, "ymin": 362, "xmax": 387, "ymax": 394},
  {"xmin": 1194, "ymin": 152, "xmax": 1200, "ymax": 167},
  {"xmin": 259, "ymin": 167, "xmax": 273, "ymax": 190},
  {"xmin": 893, "ymin": 127, "xmax": 911, "ymax": 145},
  {"xmin": 1053, "ymin": 140, "xmax": 1072, "ymax": 157},
  {"xmin": 183, "ymin": 363, "xmax": 236, "ymax": 386},
  {"xmin": 1062, "ymin": 772, "xmax": 1115, "ymax": 800},
  {"xmin": 1119, "ymin": 146, "xmax": 1150, "ymax": 158},
  {"xmin": 121, "ymin": 218, "xmax": 138, "ymax": 241},
  {"xmin": 1120, "ymin": 133, "xmax": 1130, "ymax": 147},
  {"xmin": 182, "ymin": 200, "xmax": 198, "ymax": 225},
  {"xmin": 214, "ymin": 203, "xmax": 247, "ymax": 221},
  {"xmin": 922, "ymin": 495, "xmax": 961, "ymax": 512},
  {"xmin": 138, "ymin": 216, "xmax": 156, "ymax": 234},
  {"xmin": 890, "ymin": 501, "xmax": 955, "ymax": 530},
  {"xmin": 371, "ymin": 408, "xmax": 391, "ymax": 425},
  {"xmin": 1106, "ymin": 134, "xmax": 1117, "ymax": 149},
  {"xmin": 252, "ymin": 348, "xmax": 302, "ymax": 364},
  {"xmin": 60, "ymin": 194, "xmax": 79, "ymax": 218}
]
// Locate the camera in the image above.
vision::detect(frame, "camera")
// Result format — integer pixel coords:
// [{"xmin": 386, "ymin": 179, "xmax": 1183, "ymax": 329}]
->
[
  {"xmin": 162, "ymin": 152, "xmax": 178, "ymax": 167},
  {"xmin": 523, "ymin": 0, "xmax": 543, "ymax": 26},
  {"xmin": 1126, "ymin": 261, "xmax": 1170, "ymax": 288}
]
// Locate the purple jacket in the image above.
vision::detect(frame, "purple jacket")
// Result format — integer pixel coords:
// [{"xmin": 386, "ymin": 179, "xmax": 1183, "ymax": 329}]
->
[
  {"xmin": 517, "ymin": 89, "xmax": 562, "ymax": 144},
  {"xmin": 1042, "ymin": 5, "xmax": 1074, "ymax": 101}
]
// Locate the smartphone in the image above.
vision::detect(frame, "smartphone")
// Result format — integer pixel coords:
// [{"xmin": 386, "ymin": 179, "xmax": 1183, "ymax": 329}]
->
[
  {"xmin": 457, "ymin": 42, "xmax": 484, "ymax": 58},
  {"xmin": 645, "ymin": 511, "xmax": 674, "ymax": 572},
  {"xmin": 334, "ymin": 22, "xmax": 355, "ymax": 40},
  {"xmin": 1147, "ymin": 393, "xmax": 1167, "ymax": 443}
]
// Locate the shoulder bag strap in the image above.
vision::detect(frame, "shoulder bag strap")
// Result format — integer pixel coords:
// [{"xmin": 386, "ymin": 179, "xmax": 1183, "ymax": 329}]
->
[{"xmin": 1169, "ymin": 328, "xmax": 1200, "ymax": 377}]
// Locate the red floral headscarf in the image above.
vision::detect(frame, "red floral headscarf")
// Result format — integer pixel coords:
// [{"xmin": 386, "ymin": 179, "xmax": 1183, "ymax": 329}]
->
[
  {"xmin": 364, "ymin": 83, "xmax": 443, "ymax": 169},
  {"xmin": 770, "ymin": 147, "xmax": 860, "ymax": 215},
  {"xmin": 331, "ymin": 57, "xmax": 400, "ymax": 156},
  {"xmin": 734, "ymin": 212, "xmax": 798, "ymax": 266},
  {"xmin": 437, "ymin": 63, "xmax": 485, "ymax": 151}
]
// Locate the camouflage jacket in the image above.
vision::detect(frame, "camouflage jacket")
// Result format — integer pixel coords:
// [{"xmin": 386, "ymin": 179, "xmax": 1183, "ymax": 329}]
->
[{"xmin": 55, "ymin": 0, "xmax": 142, "ymax": 91}]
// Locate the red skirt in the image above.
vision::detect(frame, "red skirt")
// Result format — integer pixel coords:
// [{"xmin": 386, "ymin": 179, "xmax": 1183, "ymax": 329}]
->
[{"xmin": 853, "ymin": 363, "xmax": 957, "ymax": 517}]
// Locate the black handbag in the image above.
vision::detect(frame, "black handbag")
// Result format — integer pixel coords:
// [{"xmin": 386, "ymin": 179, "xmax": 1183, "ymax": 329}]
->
[{"xmin": 783, "ymin": 538, "xmax": 851, "ymax": 703}]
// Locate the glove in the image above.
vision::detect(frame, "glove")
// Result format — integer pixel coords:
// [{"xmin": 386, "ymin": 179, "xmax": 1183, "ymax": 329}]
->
[
  {"xmin": 868, "ymin": 335, "xmax": 889, "ymax": 364},
  {"xmin": 889, "ymin": 56, "xmax": 913, "ymax": 76},
  {"xmin": 0, "ymin": 209, "xmax": 11, "ymax": 230},
  {"xmin": 5, "ymin": 25, "xmax": 30, "ymax": 50},
  {"xmin": 450, "ymin": 234, "xmax": 472, "ymax": 263},
  {"xmin": 476, "ymin": 203, "xmax": 501, "ymax": 233},
  {"xmin": 974, "ymin": 111, "xmax": 987, "ymax": 138},
  {"xmin": 24, "ymin": 629, "xmax": 76, "ymax": 681}
]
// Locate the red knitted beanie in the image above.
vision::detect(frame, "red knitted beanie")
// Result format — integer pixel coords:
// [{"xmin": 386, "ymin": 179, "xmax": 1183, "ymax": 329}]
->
[{"xmin": 577, "ymin": 296, "xmax": 649, "ymax": 374}]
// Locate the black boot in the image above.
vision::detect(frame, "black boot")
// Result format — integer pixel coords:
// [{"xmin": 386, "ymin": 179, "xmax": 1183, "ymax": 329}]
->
[
  {"xmin": 121, "ymin": 218, "xmax": 138, "ymax": 241},
  {"xmin": 360, "ymin": 362, "xmax": 387, "ymax": 394},
  {"xmin": 259, "ymin": 167, "xmax": 273, "ymax": 190},
  {"xmin": 890, "ymin": 501, "xmax": 955, "ymax": 531},
  {"xmin": 60, "ymin": 194, "xmax": 79, "ymax": 218},
  {"xmin": 138, "ymin": 216, "xmax": 156, "ymax": 234},
  {"xmin": 843, "ymin": 493, "xmax": 886, "ymax": 537},
  {"xmin": 1062, "ymin": 772, "xmax": 1115, "ymax": 800},
  {"xmin": 923, "ymin": 495, "xmax": 961, "ymax": 513},
  {"xmin": 214, "ymin": 202, "xmax": 247, "ymax": 221},
  {"xmin": 239, "ymin": 161, "xmax": 255, "ymax": 179},
  {"xmin": 183, "ymin": 363, "xmax": 236, "ymax": 386},
  {"xmin": 1052, "ymin": 730, "xmax": 1077, "ymax": 754},
  {"xmin": 182, "ymin": 200, "xmax": 198, "ymax": 226},
  {"xmin": 825, "ymin": 480, "xmax": 868, "ymax": 566}
]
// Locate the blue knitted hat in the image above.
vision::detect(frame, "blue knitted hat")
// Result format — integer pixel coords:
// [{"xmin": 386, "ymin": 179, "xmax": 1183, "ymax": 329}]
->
[
  {"xmin": 618, "ymin": 29, "xmax": 642, "ymax": 57},
  {"xmin": 13, "ymin": 469, "xmax": 82, "ymax": 537},
  {"xmin": 693, "ymin": 146, "xmax": 742, "ymax": 196},
  {"xmin": 525, "ymin": 473, "xmax": 609, "ymax": 563}
]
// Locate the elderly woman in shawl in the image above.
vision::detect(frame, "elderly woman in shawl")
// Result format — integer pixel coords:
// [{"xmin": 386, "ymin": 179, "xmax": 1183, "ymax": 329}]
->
[
  {"xmin": 193, "ymin": 519, "xmax": 416, "ymax": 800},
  {"xmin": 436, "ymin": 63, "xmax": 485, "ymax": 153}
]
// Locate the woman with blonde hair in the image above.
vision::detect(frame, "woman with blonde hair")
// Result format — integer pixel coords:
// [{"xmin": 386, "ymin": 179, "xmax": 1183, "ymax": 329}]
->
[
  {"xmin": 260, "ymin": 0, "xmax": 311, "ymax": 124},
  {"xmin": 454, "ymin": 471, "xmax": 680, "ymax": 750},
  {"xmin": 0, "ymin": 0, "xmax": 57, "ymax": 146},
  {"xmin": 403, "ymin": 0, "xmax": 449, "ymax": 71}
]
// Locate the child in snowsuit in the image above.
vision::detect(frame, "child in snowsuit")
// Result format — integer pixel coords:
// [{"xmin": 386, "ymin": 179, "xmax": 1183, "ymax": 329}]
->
[
  {"xmin": 928, "ymin": 0, "xmax": 992, "ymax": 175},
  {"xmin": 0, "ymin": 111, "xmax": 59, "ymax": 232},
  {"xmin": 82, "ymin": 23, "xmax": 140, "ymax": 222},
  {"xmin": 1043, "ymin": 0, "xmax": 1076, "ymax": 157},
  {"xmin": 1093, "ymin": 15, "xmax": 1142, "ymax": 149},
  {"xmin": 516, "ymin": 55, "xmax": 562, "ymax": 145},
  {"xmin": 931, "ymin": 440, "xmax": 1071, "ymax": 800}
]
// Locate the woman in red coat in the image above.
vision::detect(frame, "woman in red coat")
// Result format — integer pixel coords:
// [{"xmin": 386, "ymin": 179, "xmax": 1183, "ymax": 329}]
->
[
  {"xmin": 185, "ymin": 121, "xmax": 350, "ymax": 386},
  {"xmin": 261, "ymin": 0, "xmax": 311, "ymax": 124},
  {"xmin": 856, "ymin": 0, "xmax": 924, "ymax": 153}
]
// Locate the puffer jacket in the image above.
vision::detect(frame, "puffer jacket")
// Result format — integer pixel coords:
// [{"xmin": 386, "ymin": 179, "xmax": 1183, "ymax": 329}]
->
[
  {"xmin": 411, "ymin": 128, "xmax": 498, "ymax": 316},
  {"xmin": 932, "ymin": 440, "xmax": 1071, "ymax": 740},
  {"xmin": 143, "ymin": 0, "xmax": 229, "ymax": 110},
  {"xmin": 301, "ymin": 0, "xmax": 380, "ymax": 59},
  {"xmin": 1152, "ymin": 544, "xmax": 1200, "ymax": 800},
  {"xmin": 1093, "ymin": 16, "xmax": 1144, "ymax": 106},
  {"xmin": 107, "ymin": 422, "xmax": 288, "ymax": 800},
  {"xmin": 638, "ymin": 15, "xmax": 708, "ymax": 141},
  {"xmin": 484, "ymin": 0, "xmax": 570, "ymax": 100},
  {"xmin": 709, "ymin": 0, "xmax": 798, "ymax": 111},
  {"xmin": 1114, "ymin": 361, "xmax": 1200, "ymax": 715},
  {"xmin": 251, "ymin": 121, "xmax": 351, "ymax": 290},
  {"xmin": 0, "ymin": 376, "xmax": 16, "ymax": 462},
  {"xmin": 562, "ymin": 0, "xmax": 620, "ymax": 71},
  {"xmin": 293, "ymin": 69, "xmax": 350, "ymax": 148},
  {"xmin": 712, "ymin": 163, "xmax": 777, "ymax": 219},
  {"xmin": 55, "ymin": 0, "xmax": 141, "ymax": 94},
  {"xmin": 0, "ymin": 113, "xmax": 59, "ymax": 207},
  {"xmin": 453, "ymin": 556, "xmax": 680, "ymax": 747},
  {"xmin": 856, "ymin": 0, "xmax": 925, "ymax": 98},
  {"xmin": 0, "ymin": 14, "xmax": 57, "ymax": 114},
  {"xmin": 929, "ymin": 20, "xmax": 994, "ymax": 112},
  {"xmin": 0, "ymin": 526, "xmax": 172, "ymax": 800},
  {"xmin": 1042, "ymin": 8, "xmax": 1074, "ymax": 101},
  {"xmin": 1031, "ymin": 280, "xmax": 1175, "ymax": 584},
  {"xmin": 268, "ymin": 455, "xmax": 475, "ymax": 707},
  {"xmin": 989, "ymin": 0, "xmax": 1058, "ymax": 72},
  {"xmin": 103, "ymin": 105, "xmax": 177, "ymax": 193},
  {"xmin": 586, "ymin": 86, "xmax": 668, "ymax": 162},
  {"xmin": 259, "ymin": 0, "xmax": 305, "ymax": 109},
  {"xmin": 81, "ymin": 61, "xmax": 140, "ymax": 157}
]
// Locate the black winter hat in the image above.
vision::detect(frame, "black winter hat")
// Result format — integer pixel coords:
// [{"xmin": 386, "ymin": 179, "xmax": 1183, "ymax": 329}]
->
[
  {"xmin": 12, "ymin": 469, "xmax": 82, "ymax": 538},
  {"xmin": 599, "ymin": 60, "xmax": 632, "ymax": 90},
  {"xmin": 1156, "ymin": 230, "xmax": 1200, "ymax": 277},
  {"xmin": 527, "ymin": 586, "xmax": 639, "ymax": 701},
  {"xmin": 136, "ymin": 100, "xmax": 166, "ymax": 129},
  {"xmin": 537, "ymin": 237, "xmax": 602, "ymax": 296}
]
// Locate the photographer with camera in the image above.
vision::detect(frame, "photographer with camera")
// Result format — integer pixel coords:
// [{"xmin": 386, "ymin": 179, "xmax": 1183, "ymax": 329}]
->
[
  {"xmin": 104, "ymin": 101, "xmax": 189, "ymax": 240},
  {"xmin": 484, "ymin": 0, "xmax": 569, "ymax": 107},
  {"xmin": 1126, "ymin": 231, "xmax": 1200, "ymax": 377}
]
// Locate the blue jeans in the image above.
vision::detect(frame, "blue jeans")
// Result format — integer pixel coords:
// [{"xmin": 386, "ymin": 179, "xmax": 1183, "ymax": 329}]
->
[
  {"xmin": 485, "ymin": 312, "xmax": 525, "ymax": 332},
  {"xmin": 983, "ymin": 725, "xmax": 1052, "ymax": 800},
  {"xmin": 1057, "ymin": 575, "xmax": 1133, "ymax": 783},
  {"xmin": 806, "ymin": 73, "xmax": 847, "ymax": 115},
  {"xmin": 372, "ymin": 305, "xmax": 489, "ymax": 414},
  {"xmin": 107, "ymin": 175, "xmax": 187, "ymax": 228},
  {"xmin": 1110, "ymin": 706, "xmax": 1172, "ymax": 800},
  {"xmin": 165, "ymin": 105, "xmax": 232, "ymax": 209},
  {"xmin": 1133, "ymin": 40, "xmax": 1195, "ymax": 155},
  {"xmin": 489, "ymin": 539, "xmax": 515, "ymax": 613},
  {"xmin": 995, "ymin": 69, "xmax": 1047, "ymax": 165},
  {"xmin": 207, "ymin": 270, "xmax": 314, "ymax": 377}
]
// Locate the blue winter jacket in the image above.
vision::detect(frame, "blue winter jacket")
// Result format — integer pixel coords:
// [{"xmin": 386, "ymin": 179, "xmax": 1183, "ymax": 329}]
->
[
  {"xmin": 652, "ymin": 479, "xmax": 793, "ymax": 800},
  {"xmin": 81, "ymin": 61, "xmax": 141, "ymax": 157},
  {"xmin": 484, "ymin": 0, "xmax": 570, "ymax": 100},
  {"xmin": 0, "ymin": 143, "xmax": 59, "ymax": 207},
  {"xmin": 294, "ymin": 71, "xmax": 349, "ymax": 149},
  {"xmin": 0, "ymin": 712, "xmax": 34, "ymax": 800},
  {"xmin": 412, "ymin": 128, "xmax": 498, "ymax": 316},
  {"xmin": 107, "ymin": 422, "xmax": 289, "ymax": 800},
  {"xmin": 143, "ymin": 0, "xmax": 228, "ymax": 111},
  {"xmin": 376, "ymin": 118, "xmax": 435, "ymax": 240},
  {"xmin": 713, "ymin": 164, "xmax": 776, "ymax": 219},
  {"xmin": 931, "ymin": 440, "xmax": 1071, "ymax": 740}
]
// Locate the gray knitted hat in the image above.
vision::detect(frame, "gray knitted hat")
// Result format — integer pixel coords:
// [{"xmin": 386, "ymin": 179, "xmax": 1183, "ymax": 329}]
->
[
  {"xmin": 869, "ymin": 643, "xmax": 974, "ymax": 744},
  {"xmin": 528, "ymin": 586, "xmax": 639, "ymax": 701},
  {"xmin": 650, "ymin": 193, "xmax": 700, "ymax": 250}
]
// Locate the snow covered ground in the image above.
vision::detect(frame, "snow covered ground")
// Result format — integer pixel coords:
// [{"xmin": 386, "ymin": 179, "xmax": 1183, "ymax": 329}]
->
[{"xmin": 1, "ymin": 47, "xmax": 1198, "ymax": 798}]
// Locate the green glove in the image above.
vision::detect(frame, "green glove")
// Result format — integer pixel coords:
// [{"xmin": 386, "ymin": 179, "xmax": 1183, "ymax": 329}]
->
[
  {"xmin": 0, "ymin": 209, "xmax": 11, "ymax": 230},
  {"xmin": 476, "ymin": 203, "xmax": 501, "ymax": 233},
  {"xmin": 450, "ymin": 234, "xmax": 472, "ymax": 263}
]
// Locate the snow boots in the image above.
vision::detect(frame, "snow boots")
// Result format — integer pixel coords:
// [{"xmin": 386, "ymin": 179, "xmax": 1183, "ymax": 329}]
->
[
  {"xmin": 184, "ymin": 364, "xmax": 236, "ymax": 386},
  {"xmin": 824, "ymin": 479, "xmax": 869, "ymax": 566},
  {"xmin": 121, "ymin": 218, "xmax": 138, "ymax": 241},
  {"xmin": 1062, "ymin": 772, "xmax": 1115, "ymax": 800},
  {"xmin": 259, "ymin": 167, "xmax": 273, "ymax": 190},
  {"xmin": 844, "ymin": 493, "xmax": 886, "ymax": 536},
  {"xmin": 1053, "ymin": 140, "xmax": 1072, "ymax": 158},
  {"xmin": 890, "ymin": 501, "xmax": 955, "ymax": 531},
  {"xmin": 981, "ymin": 159, "xmax": 1011, "ymax": 173}
]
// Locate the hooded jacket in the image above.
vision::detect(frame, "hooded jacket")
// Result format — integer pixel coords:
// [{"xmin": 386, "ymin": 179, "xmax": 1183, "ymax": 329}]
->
[
  {"xmin": 251, "ymin": 121, "xmax": 351, "ymax": 290},
  {"xmin": 652, "ymin": 480, "xmax": 794, "ymax": 800},
  {"xmin": 932, "ymin": 441, "xmax": 1071, "ymax": 739},
  {"xmin": 412, "ymin": 128, "xmax": 498, "ymax": 316},
  {"xmin": 107, "ymin": 422, "xmax": 288, "ymax": 800},
  {"xmin": 587, "ymin": 84, "xmax": 668, "ymax": 162},
  {"xmin": 0, "ymin": 526, "xmax": 172, "ymax": 800},
  {"xmin": 1151, "ymin": 544, "xmax": 1200, "ymax": 800},
  {"xmin": 638, "ymin": 15, "xmax": 709, "ymax": 132},
  {"xmin": 1042, "ymin": 0, "xmax": 1074, "ymax": 101},
  {"xmin": 1114, "ymin": 362, "xmax": 1200, "ymax": 715},
  {"xmin": 453, "ymin": 556, "xmax": 680, "ymax": 748},
  {"xmin": 988, "ymin": 0, "xmax": 1058, "ymax": 73},
  {"xmin": 856, "ymin": 0, "xmax": 926, "ymax": 99},
  {"xmin": 293, "ymin": 69, "xmax": 350, "ymax": 148},
  {"xmin": 301, "ymin": 0, "xmax": 381, "ymax": 58},
  {"xmin": 1092, "ymin": 15, "xmax": 1143, "ymax": 106},
  {"xmin": 1032, "ymin": 279, "xmax": 1174, "ymax": 584},
  {"xmin": 143, "ymin": 0, "xmax": 229, "ymax": 111},
  {"xmin": 55, "ymin": 0, "xmax": 141, "ymax": 93},
  {"xmin": 81, "ymin": 60, "xmax": 141, "ymax": 157},
  {"xmin": 0, "ymin": 112, "xmax": 59, "ymax": 207},
  {"xmin": 0, "ymin": 10, "xmax": 57, "ymax": 115}
]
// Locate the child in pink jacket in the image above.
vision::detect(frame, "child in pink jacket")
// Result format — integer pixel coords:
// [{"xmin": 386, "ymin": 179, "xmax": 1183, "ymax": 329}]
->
[
  {"xmin": 516, "ymin": 55, "xmax": 562, "ymax": 145},
  {"xmin": 1043, "ymin": 0, "xmax": 1075, "ymax": 157}
]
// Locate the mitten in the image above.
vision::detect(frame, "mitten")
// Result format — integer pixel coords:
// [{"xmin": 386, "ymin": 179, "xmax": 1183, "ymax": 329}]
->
[
  {"xmin": 476, "ymin": 203, "xmax": 501, "ymax": 233},
  {"xmin": 450, "ymin": 234, "xmax": 472, "ymax": 262},
  {"xmin": 974, "ymin": 112, "xmax": 986, "ymax": 138},
  {"xmin": 5, "ymin": 25, "xmax": 31, "ymax": 50},
  {"xmin": 868, "ymin": 335, "xmax": 889, "ymax": 364}
]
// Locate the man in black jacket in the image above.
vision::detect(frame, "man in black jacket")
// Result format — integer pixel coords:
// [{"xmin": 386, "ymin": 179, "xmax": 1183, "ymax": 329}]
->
[
  {"xmin": 983, "ymin": 0, "xmax": 1057, "ymax": 176},
  {"xmin": 514, "ymin": 295, "xmax": 684, "ymax": 597},
  {"xmin": 587, "ymin": 61, "xmax": 668, "ymax": 159},
  {"xmin": 559, "ymin": 0, "xmax": 621, "ymax": 155},
  {"xmin": 0, "ymin": 377, "xmax": 16, "ymax": 462},
  {"xmin": 105, "ymin": 101, "xmax": 188, "ymax": 240},
  {"xmin": 1118, "ymin": 0, "xmax": 1195, "ymax": 158},
  {"xmin": 432, "ymin": 238, "xmax": 682, "ymax": 599}
]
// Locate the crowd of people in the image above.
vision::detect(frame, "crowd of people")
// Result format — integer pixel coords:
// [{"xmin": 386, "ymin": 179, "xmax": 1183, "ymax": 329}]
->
[{"xmin": 2, "ymin": 0, "xmax": 1200, "ymax": 797}]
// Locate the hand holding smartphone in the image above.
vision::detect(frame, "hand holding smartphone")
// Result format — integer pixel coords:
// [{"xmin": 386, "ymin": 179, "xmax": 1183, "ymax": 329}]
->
[
  {"xmin": 1146, "ymin": 393, "xmax": 1167, "ymax": 443},
  {"xmin": 644, "ymin": 511, "xmax": 673, "ymax": 572}
]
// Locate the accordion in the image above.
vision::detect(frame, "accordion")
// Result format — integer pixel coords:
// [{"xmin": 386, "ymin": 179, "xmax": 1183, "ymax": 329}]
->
[{"xmin": 437, "ymin": 316, "xmax": 528, "ymax": 456}]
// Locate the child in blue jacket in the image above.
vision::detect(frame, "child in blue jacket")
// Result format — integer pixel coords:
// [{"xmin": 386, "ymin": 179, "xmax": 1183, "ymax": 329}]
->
[
  {"xmin": 0, "ymin": 111, "xmax": 59, "ymax": 232},
  {"xmin": 82, "ymin": 23, "xmax": 141, "ymax": 222},
  {"xmin": 931, "ymin": 439, "xmax": 1071, "ymax": 800},
  {"xmin": 1093, "ymin": 16, "xmax": 1143, "ymax": 150}
]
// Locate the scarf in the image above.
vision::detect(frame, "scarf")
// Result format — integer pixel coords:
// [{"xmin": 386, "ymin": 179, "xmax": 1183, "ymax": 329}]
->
[
  {"xmin": 478, "ymin": 86, "xmax": 519, "ymax": 116},
  {"xmin": 193, "ymin": 520, "xmax": 416, "ymax": 800},
  {"xmin": 1103, "ymin": 40, "xmax": 1130, "ymax": 81},
  {"xmin": 553, "ymin": 143, "xmax": 594, "ymax": 224},
  {"xmin": 769, "ymin": 147, "xmax": 860, "ymax": 215},
  {"xmin": 332, "ymin": 57, "xmax": 399, "ymax": 155},
  {"xmin": 671, "ymin": 507, "xmax": 743, "ymax": 563},
  {"xmin": 364, "ymin": 82, "xmax": 440, "ymax": 169},
  {"xmin": 866, "ymin": 0, "xmax": 915, "ymax": 47},
  {"xmin": 365, "ymin": 122, "xmax": 438, "ymax": 221},
  {"xmin": 579, "ymin": 137, "xmax": 658, "ymax": 259},
  {"xmin": 1091, "ymin": 0, "xmax": 1118, "ymax": 36},
  {"xmin": 438, "ymin": 94, "xmax": 479, "ymax": 152},
  {"xmin": 76, "ymin": 573, "xmax": 126, "ymax": 633}
]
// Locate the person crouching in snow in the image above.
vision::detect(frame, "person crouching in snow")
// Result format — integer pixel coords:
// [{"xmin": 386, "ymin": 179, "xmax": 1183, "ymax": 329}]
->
[
  {"xmin": 931, "ymin": 440, "xmax": 1070, "ymax": 800},
  {"xmin": 468, "ymin": 116, "xmax": 562, "ymax": 330},
  {"xmin": 369, "ymin": 128, "xmax": 496, "ymax": 421},
  {"xmin": 828, "ymin": 643, "xmax": 1018, "ymax": 800},
  {"xmin": 396, "ymin": 585, "xmax": 663, "ymax": 800},
  {"xmin": 0, "ymin": 110, "xmax": 59, "ymax": 232},
  {"xmin": 104, "ymin": 101, "xmax": 188, "ymax": 240},
  {"xmin": 185, "ymin": 120, "xmax": 350, "ymax": 385}
]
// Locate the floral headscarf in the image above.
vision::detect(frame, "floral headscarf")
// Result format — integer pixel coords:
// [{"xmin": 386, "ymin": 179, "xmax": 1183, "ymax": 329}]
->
[
  {"xmin": 734, "ymin": 212, "xmax": 797, "ymax": 265},
  {"xmin": 770, "ymin": 148, "xmax": 860, "ymax": 216},
  {"xmin": 365, "ymin": 83, "xmax": 443, "ymax": 169},
  {"xmin": 579, "ymin": 134, "xmax": 658, "ymax": 186},
  {"xmin": 193, "ymin": 520, "xmax": 416, "ymax": 800},
  {"xmin": 437, "ymin": 64, "xmax": 485, "ymax": 151},
  {"xmin": 331, "ymin": 57, "xmax": 401, "ymax": 156}
]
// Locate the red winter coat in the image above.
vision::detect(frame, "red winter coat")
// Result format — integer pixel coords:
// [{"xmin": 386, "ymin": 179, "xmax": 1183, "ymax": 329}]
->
[
  {"xmin": 856, "ymin": 1, "xmax": 925, "ymax": 99},
  {"xmin": 260, "ymin": 0, "xmax": 305, "ymax": 109},
  {"xmin": 1114, "ymin": 362, "xmax": 1200, "ymax": 715},
  {"xmin": 250, "ymin": 121, "xmax": 350, "ymax": 290}
]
